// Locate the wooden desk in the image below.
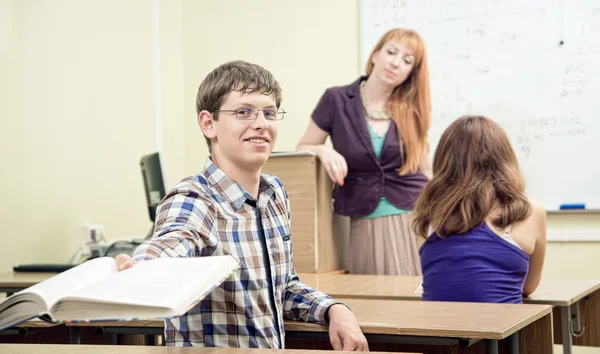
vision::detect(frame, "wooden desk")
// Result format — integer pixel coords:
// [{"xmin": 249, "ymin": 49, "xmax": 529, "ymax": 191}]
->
[
  {"xmin": 299, "ymin": 273, "xmax": 600, "ymax": 354},
  {"xmin": 0, "ymin": 343, "xmax": 419, "ymax": 354},
  {"xmin": 526, "ymin": 279, "xmax": 600, "ymax": 354},
  {"xmin": 46, "ymin": 299, "xmax": 551, "ymax": 354},
  {"xmin": 0, "ymin": 273, "xmax": 555, "ymax": 353},
  {"xmin": 286, "ymin": 299, "xmax": 552, "ymax": 354},
  {"xmin": 0, "ymin": 272, "xmax": 51, "ymax": 296}
]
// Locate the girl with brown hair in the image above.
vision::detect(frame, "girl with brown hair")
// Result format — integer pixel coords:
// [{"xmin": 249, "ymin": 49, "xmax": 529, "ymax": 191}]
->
[{"xmin": 414, "ymin": 115, "xmax": 547, "ymax": 303}]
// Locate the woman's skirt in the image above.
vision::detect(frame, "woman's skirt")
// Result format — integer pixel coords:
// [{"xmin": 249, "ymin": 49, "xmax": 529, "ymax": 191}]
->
[{"xmin": 348, "ymin": 213, "xmax": 422, "ymax": 275}]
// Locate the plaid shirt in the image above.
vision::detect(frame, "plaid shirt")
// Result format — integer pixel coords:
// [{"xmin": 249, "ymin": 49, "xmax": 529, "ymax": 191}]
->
[{"xmin": 132, "ymin": 158, "xmax": 338, "ymax": 348}]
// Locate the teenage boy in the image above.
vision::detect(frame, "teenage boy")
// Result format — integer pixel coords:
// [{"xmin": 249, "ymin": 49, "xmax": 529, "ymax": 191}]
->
[{"xmin": 116, "ymin": 61, "xmax": 368, "ymax": 351}]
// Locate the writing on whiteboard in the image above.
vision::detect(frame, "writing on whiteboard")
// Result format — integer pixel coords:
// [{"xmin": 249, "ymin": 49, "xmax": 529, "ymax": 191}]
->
[{"xmin": 516, "ymin": 116, "xmax": 586, "ymax": 157}]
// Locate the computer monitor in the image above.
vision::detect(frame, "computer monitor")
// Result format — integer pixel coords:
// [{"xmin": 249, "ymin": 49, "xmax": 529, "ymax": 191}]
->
[{"xmin": 140, "ymin": 152, "xmax": 166, "ymax": 228}]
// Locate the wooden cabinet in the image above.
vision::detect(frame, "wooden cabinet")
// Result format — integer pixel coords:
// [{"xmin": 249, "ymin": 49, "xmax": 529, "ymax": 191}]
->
[{"xmin": 262, "ymin": 152, "xmax": 341, "ymax": 273}]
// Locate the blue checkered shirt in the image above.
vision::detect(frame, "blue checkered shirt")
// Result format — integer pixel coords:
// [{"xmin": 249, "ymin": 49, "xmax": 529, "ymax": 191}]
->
[{"xmin": 132, "ymin": 158, "xmax": 338, "ymax": 347}]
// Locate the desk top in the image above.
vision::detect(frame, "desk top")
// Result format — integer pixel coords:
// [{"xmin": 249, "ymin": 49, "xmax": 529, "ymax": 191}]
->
[
  {"xmin": 0, "ymin": 272, "xmax": 52, "ymax": 289},
  {"xmin": 3, "ymin": 271, "xmax": 598, "ymax": 307},
  {"xmin": 0, "ymin": 344, "xmax": 416, "ymax": 354},
  {"xmin": 298, "ymin": 273, "xmax": 600, "ymax": 306},
  {"xmin": 299, "ymin": 273, "xmax": 422, "ymax": 301},
  {"xmin": 524, "ymin": 278, "xmax": 600, "ymax": 305},
  {"xmin": 49, "ymin": 298, "xmax": 550, "ymax": 340},
  {"xmin": 287, "ymin": 298, "xmax": 551, "ymax": 340}
]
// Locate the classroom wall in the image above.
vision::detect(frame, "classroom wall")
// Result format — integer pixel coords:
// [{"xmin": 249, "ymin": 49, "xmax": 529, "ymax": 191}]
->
[
  {"xmin": 0, "ymin": 0, "xmax": 167, "ymax": 272},
  {"xmin": 0, "ymin": 0, "xmax": 598, "ymax": 281},
  {"xmin": 179, "ymin": 0, "xmax": 360, "ymax": 176}
]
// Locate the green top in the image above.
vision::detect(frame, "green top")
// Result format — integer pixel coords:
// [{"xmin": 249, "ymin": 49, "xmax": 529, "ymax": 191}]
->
[{"xmin": 363, "ymin": 122, "xmax": 409, "ymax": 219}]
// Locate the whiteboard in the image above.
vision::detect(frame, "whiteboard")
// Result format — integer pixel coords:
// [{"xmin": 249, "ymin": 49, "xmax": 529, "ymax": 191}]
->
[{"xmin": 360, "ymin": 0, "xmax": 600, "ymax": 211}]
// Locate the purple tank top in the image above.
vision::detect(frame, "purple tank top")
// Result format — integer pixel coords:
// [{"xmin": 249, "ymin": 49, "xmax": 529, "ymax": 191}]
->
[{"xmin": 420, "ymin": 222, "xmax": 529, "ymax": 304}]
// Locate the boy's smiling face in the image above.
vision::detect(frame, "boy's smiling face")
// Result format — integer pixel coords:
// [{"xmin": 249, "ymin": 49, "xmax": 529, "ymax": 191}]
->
[{"xmin": 202, "ymin": 90, "xmax": 278, "ymax": 173}]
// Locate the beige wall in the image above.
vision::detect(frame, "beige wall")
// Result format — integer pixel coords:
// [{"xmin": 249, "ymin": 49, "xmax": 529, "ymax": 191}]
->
[
  {"xmin": 180, "ymin": 0, "xmax": 360, "ymax": 175},
  {"xmin": 0, "ymin": 0, "xmax": 598, "ymax": 282},
  {"xmin": 0, "ymin": 0, "xmax": 156, "ymax": 271}
]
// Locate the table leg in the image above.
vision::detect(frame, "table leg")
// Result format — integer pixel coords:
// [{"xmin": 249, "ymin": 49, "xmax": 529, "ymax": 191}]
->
[
  {"xmin": 69, "ymin": 326, "xmax": 81, "ymax": 344},
  {"xmin": 570, "ymin": 302, "xmax": 584, "ymax": 336},
  {"xmin": 506, "ymin": 333, "xmax": 519, "ymax": 354},
  {"xmin": 561, "ymin": 306, "xmax": 573, "ymax": 354},
  {"xmin": 486, "ymin": 339, "xmax": 498, "ymax": 354},
  {"xmin": 144, "ymin": 334, "xmax": 156, "ymax": 345}
]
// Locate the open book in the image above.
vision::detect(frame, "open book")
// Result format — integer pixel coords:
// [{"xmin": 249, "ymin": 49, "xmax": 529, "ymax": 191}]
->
[{"xmin": 0, "ymin": 256, "xmax": 239, "ymax": 330}]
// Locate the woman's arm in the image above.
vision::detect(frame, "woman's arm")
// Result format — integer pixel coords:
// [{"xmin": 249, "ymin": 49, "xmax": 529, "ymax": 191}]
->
[
  {"xmin": 419, "ymin": 148, "xmax": 433, "ymax": 179},
  {"xmin": 296, "ymin": 120, "xmax": 347, "ymax": 186}
]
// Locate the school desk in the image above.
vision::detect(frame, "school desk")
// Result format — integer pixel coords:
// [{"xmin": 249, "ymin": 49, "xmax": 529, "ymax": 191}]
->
[
  {"xmin": 0, "ymin": 273, "xmax": 552, "ymax": 352},
  {"xmin": 0, "ymin": 271, "xmax": 50, "ymax": 296},
  {"xmin": 298, "ymin": 273, "xmax": 600, "ymax": 354},
  {"xmin": 42, "ymin": 298, "xmax": 550, "ymax": 354}
]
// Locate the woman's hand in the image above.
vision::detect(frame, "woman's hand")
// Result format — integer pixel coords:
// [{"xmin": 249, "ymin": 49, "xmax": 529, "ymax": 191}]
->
[{"xmin": 317, "ymin": 146, "xmax": 348, "ymax": 186}]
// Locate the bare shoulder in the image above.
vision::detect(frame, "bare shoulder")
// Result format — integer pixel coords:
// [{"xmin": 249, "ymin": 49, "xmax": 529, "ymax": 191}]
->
[
  {"xmin": 510, "ymin": 197, "xmax": 546, "ymax": 252},
  {"xmin": 521, "ymin": 197, "xmax": 547, "ymax": 240},
  {"xmin": 527, "ymin": 198, "xmax": 547, "ymax": 223}
]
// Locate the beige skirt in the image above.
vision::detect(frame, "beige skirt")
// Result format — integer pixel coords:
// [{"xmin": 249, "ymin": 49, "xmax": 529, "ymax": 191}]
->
[{"xmin": 348, "ymin": 213, "xmax": 422, "ymax": 275}]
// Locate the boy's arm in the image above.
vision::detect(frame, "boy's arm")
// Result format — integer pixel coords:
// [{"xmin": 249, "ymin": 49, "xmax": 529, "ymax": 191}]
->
[
  {"xmin": 282, "ymin": 266, "xmax": 340, "ymax": 323},
  {"xmin": 281, "ymin": 235, "xmax": 368, "ymax": 351},
  {"xmin": 132, "ymin": 182, "xmax": 218, "ymax": 262},
  {"xmin": 278, "ymin": 186, "xmax": 338, "ymax": 323},
  {"xmin": 276, "ymin": 181, "xmax": 367, "ymax": 351}
]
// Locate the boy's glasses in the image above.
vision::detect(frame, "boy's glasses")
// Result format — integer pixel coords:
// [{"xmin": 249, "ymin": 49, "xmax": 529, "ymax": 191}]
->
[{"xmin": 214, "ymin": 108, "xmax": 286, "ymax": 121}]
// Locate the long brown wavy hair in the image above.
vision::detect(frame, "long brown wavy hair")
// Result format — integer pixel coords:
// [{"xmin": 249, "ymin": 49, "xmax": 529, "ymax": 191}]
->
[
  {"xmin": 412, "ymin": 116, "xmax": 531, "ymax": 238},
  {"xmin": 365, "ymin": 28, "xmax": 431, "ymax": 175}
]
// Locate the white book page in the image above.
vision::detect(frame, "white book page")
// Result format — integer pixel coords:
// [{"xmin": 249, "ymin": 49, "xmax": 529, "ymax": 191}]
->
[
  {"xmin": 20, "ymin": 257, "xmax": 117, "ymax": 309},
  {"xmin": 415, "ymin": 282, "xmax": 423, "ymax": 294},
  {"xmin": 63, "ymin": 256, "xmax": 238, "ymax": 312}
]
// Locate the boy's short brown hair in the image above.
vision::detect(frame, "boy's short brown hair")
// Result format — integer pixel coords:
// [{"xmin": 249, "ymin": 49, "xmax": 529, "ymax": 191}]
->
[{"xmin": 196, "ymin": 61, "xmax": 282, "ymax": 152}]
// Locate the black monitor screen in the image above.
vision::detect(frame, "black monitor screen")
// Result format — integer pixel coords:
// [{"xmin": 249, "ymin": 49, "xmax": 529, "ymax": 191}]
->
[{"xmin": 140, "ymin": 152, "xmax": 166, "ymax": 222}]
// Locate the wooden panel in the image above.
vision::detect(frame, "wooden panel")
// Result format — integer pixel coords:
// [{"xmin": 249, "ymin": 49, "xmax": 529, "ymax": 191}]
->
[
  {"xmin": 315, "ymin": 156, "xmax": 336, "ymax": 272},
  {"xmin": 262, "ymin": 153, "xmax": 340, "ymax": 273},
  {"xmin": 263, "ymin": 155, "xmax": 318, "ymax": 272},
  {"xmin": 285, "ymin": 338, "xmax": 479, "ymax": 354},
  {"xmin": 519, "ymin": 312, "xmax": 553, "ymax": 354},
  {"xmin": 0, "ymin": 325, "xmax": 141, "ymax": 345}
]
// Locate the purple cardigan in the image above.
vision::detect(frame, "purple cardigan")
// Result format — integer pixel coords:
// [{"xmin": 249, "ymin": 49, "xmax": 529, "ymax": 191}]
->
[{"xmin": 311, "ymin": 77, "xmax": 429, "ymax": 217}]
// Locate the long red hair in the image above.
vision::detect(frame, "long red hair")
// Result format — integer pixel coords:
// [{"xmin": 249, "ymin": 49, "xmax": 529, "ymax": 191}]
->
[{"xmin": 365, "ymin": 28, "xmax": 431, "ymax": 175}]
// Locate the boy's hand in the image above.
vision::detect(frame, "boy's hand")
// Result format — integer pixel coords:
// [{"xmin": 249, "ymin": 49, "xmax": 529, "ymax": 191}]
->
[
  {"xmin": 115, "ymin": 254, "xmax": 135, "ymax": 271},
  {"xmin": 327, "ymin": 304, "xmax": 369, "ymax": 351}
]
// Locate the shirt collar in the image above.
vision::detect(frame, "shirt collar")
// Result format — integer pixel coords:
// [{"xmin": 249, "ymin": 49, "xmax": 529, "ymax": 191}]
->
[{"xmin": 202, "ymin": 158, "xmax": 276, "ymax": 212}]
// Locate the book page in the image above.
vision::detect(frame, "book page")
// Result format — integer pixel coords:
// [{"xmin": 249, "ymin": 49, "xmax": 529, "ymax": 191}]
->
[
  {"xmin": 21, "ymin": 257, "xmax": 117, "ymax": 309},
  {"xmin": 61, "ymin": 256, "xmax": 239, "ymax": 314},
  {"xmin": 415, "ymin": 282, "xmax": 423, "ymax": 294}
]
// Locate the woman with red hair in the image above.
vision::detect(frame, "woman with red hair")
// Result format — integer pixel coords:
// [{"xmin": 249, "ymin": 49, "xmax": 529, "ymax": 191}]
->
[{"xmin": 297, "ymin": 28, "xmax": 432, "ymax": 275}]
